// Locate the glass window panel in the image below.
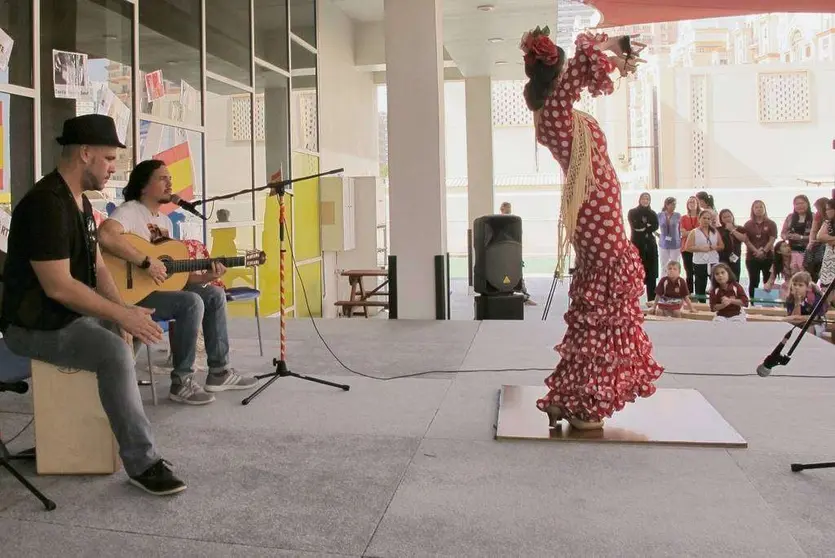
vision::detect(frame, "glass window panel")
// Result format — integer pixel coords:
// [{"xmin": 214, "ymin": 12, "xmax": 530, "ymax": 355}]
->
[
  {"xmin": 206, "ymin": 0, "xmax": 251, "ymax": 86},
  {"xmin": 138, "ymin": 0, "xmax": 202, "ymax": 127},
  {"xmin": 40, "ymin": 0, "xmax": 133, "ymax": 183},
  {"xmin": 203, "ymin": 78, "xmax": 257, "ymax": 289},
  {"xmin": 289, "ymin": 0, "xmax": 315, "ymax": 48},
  {"xmin": 137, "ymin": 120, "xmax": 204, "ymax": 240},
  {"xmin": 0, "ymin": 94, "xmax": 34, "ymax": 209},
  {"xmin": 254, "ymin": 64, "xmax": 289, "ymax": 316},
  {"xmin": 254, "ymin": 0, "xmax": 288, "ymax": 70},
  {"xmin": 290, "ymin": 41, "xmax": 317, "ymax": 153},
  {"xmin": 0, "ymin": 0, "xmax": 33, "ymax": 87}
]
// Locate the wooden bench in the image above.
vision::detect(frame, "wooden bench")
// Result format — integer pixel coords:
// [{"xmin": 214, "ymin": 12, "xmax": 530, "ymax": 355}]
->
[
  {"xmin": 335, "ymin": 269, "xmax": 390, "ymax": 318},
  {"xmin": 643, "ymin": 308, "xmax": 787, "ymax": 322},
  {"xmin": 31, "ymin": 360, "xmax": 120, "ymax": 475},
  {"xmin": 689, "ymin": 302, "xmax": 835, "ymax": 319}
]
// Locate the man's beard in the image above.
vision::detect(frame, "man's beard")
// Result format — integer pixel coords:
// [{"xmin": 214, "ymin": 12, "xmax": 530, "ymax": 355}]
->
[
  {"xmin": 158, "ymin": 193, "xmax": 173, "ymax": 204},
  {"xmin": 81, "ymin": 167, "xmax": 104, "ymax": 192}
]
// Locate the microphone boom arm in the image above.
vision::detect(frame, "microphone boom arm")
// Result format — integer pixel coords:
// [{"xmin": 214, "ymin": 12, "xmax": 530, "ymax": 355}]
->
[
  {"xmin": 194, "ymin": 168, "xmax": 344, "ymax": 207},
  {"xmin": 761, "ymin": 279, "xmax": 835, "ymax": 375}
]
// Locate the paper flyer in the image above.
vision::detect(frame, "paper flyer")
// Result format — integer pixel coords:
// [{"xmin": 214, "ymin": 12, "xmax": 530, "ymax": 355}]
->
[
  {"xmin": 144, "ymin": 69, "xmax": 165, "ymax": 103},
  {"xmin": 111, "ymin": 96, "xmax": 131, "ymax": 145},
  {"xmin": 53, "ymin": 49, "xmax": 89, "ymax": 99},
  {"xmin": 94, "ymin": 83, "xmax": 130, "ymax": 144},
  {"xmin": 0, "ymin": 206, "xmax": 11, "ymax": 254},
  {"xmin": 0, "ymin": 27, "xmax": 14, "ymax": 72},
  {"xmin": 95, "ymin": 82, "xmax": 115, "ymax": 115},
  {"xmin": 179, "ymin": 79, "xmax": 198, "ymax": 114}
]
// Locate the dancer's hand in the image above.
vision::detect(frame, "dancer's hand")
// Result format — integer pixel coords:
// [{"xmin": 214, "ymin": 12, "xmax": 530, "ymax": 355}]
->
[
  {"xmin": 609, "ymin": 54, "xmax": 645, "ymax": 77},
  {"xmin": 608, "ymin": 34, "xmax": 647, "ymax": 58}
]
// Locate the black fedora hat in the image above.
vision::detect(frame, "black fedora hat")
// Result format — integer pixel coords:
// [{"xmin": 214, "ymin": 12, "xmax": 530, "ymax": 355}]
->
[{"xmin": 56, "ymin": 114, "xmax": 126, "ymax": 148}]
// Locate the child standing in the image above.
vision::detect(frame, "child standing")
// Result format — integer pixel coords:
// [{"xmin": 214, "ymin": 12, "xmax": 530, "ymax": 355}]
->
[
  {"xmin": 654, "ymin": 261, "xmax": 693, "ymax": 318},
  {"xmin": 709, "ymin": 263, "xmax": 749, "ymax": 322}
]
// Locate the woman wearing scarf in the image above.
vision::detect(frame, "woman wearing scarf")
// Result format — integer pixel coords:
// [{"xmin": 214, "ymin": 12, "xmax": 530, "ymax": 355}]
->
[
  {"xmin": 521, "ymin": 27, "xmax": 663, "ymax": 430},
  {"xmin": 628, "ymin": 192, "xmax": 660, "ymax": 301}
]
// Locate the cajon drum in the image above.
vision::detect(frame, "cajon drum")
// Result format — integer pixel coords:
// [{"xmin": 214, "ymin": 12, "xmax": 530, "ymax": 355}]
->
[{"xmin": 31, "ymin": 360, "xmax": 121, "ymax": 475}]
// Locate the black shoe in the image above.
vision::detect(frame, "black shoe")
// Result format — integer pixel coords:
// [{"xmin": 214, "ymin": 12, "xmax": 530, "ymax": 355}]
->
[{"xmin": 129, "ymin": 459, "xmax": 187, "ymax": 496}]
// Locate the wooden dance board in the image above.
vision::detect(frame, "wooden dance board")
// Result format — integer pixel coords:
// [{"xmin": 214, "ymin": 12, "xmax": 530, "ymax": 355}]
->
[{"xmin": 496, "ymin": 386, "xmax": 747, "ymax": 448}]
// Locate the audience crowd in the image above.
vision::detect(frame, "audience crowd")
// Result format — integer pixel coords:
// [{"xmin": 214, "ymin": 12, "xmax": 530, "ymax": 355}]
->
[{"xmin": 626, "ymin": 190, "xmax": 835, "ymax": 329}]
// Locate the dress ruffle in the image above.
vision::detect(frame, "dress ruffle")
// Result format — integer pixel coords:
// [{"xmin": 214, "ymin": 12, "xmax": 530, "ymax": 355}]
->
[
  {"xmin": 536, "ymin": 246, "xmax": 664, "ymax": 422},
  {"xmin": 571, "ymin": 33, "xmax": 615, "ymax": 100}
]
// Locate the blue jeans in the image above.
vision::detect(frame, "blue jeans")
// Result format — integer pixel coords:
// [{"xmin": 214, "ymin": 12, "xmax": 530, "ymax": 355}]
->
[
  {"xmin": 138, "ymin": 283, "xmax": 230, "ymax": 384},
  {"xmin": 4, "ymin": 317, "xmax": 159, "ymax": 477}
]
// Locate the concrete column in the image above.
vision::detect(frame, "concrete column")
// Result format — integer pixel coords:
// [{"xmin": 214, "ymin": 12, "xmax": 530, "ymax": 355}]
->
[
  {"xmin": 655, "ymin": 55, "xmax": 678, "ymax": 189},
  {"xmin": 384, "ymin": 0, "xmax": 447, "ymax": 319},
  {"xmin": 465, "ymin": 76, "xmax": 494, "ymax": 226}
]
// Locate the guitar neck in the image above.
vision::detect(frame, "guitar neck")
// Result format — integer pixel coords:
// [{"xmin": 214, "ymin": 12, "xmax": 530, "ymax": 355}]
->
[{"xmin": 166, "ymin": 257, "xmax": 247, "ymax": 274}]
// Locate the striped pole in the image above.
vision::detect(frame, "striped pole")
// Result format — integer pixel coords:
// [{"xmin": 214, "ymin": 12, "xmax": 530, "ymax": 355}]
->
[{"xmin": 279, "ymin": 193, "xmax": 287, "ymax": 363}]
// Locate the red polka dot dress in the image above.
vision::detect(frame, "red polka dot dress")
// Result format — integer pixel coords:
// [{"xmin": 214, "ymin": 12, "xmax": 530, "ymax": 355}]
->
[{"xmin": 535, "ymin": 32, "xmax": 664, "ymax": 423}]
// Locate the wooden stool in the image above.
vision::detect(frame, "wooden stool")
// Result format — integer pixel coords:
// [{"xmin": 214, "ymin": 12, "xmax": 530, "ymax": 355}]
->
[{"xmin": 31, "ymin": 360, "xmax": 121, "ymax": 475}]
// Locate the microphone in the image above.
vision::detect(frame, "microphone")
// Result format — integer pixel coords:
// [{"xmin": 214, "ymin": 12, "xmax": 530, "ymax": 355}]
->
[
  {"xmin": 171, "ymin": 194, "xmax": 206, "ymax": 220},
  {"xmin": 756, "ymin": 330, "xmax": 792, "ymax": 377}
]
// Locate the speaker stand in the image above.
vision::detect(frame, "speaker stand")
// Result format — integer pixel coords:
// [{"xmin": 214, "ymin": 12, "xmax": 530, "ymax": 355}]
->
[{"xmin": 475, "ymin": 293, "xmax": 524, "ymax": 320}]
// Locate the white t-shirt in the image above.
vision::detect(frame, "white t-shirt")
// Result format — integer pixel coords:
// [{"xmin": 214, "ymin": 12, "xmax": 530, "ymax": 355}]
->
[
  {"xmin": 109, "ymin": 201, "xmax": 174, "ymax": 243},
  {"xmin": 691, "ymin": 227, "xmax": 720, "ymax": 266}
]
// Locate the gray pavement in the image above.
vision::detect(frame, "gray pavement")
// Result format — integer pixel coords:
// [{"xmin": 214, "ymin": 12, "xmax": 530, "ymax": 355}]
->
[{"xmin": 2, "ymin": 280, "xmax": 834, "ymax": 557}]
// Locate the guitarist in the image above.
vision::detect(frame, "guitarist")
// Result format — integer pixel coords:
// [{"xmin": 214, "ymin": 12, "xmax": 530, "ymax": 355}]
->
[
  {"xmin": 98, "ymin": 160, "xmax": 258, "ymax": 405},
  {"xmin": 0, "ymin": 115, "xmax": 185, "ymax": 496}
]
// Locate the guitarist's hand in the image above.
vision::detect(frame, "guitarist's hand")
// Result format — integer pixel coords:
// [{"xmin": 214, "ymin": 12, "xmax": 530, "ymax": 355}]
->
[
  {"xmin": 204, "ymin": 261, "xmax": 227, "ymax": 282},
  {"xmin": 145, "ymin": 258, "xmax": 168, "ymax": 285},
  {"xmin": 117, "ymin": 306, "xmax": 163, "ymax": 346}
]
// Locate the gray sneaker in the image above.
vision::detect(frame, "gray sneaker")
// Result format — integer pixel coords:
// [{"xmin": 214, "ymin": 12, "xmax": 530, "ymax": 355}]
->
[
  {"xmin": 205, "ymin": 369, "xmax": 259, "ymax": 392},
  {"xmin": 169, "ymin": 376, "xmax": 216, "ymax": 405}
]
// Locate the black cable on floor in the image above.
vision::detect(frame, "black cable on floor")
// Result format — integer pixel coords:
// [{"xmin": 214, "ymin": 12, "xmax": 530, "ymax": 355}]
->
[
  {"xmin": 283, "ymin": 225, "xmax": 835, "ymax": 382},
  {"xmin": 2, "ymin": 416, "xmax": 33, "ymax": 448}
]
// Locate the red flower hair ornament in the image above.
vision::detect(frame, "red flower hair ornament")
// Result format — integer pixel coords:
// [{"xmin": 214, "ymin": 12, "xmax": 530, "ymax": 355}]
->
[{"xmin": 520, "ymin": 25, "xmax": 560, "ymax": 66}]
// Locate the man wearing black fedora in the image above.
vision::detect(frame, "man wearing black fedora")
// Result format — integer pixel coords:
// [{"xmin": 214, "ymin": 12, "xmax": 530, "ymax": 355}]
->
[{"xmin": 0, "ymin": 114, "xmax": 186, "ymax": 496}]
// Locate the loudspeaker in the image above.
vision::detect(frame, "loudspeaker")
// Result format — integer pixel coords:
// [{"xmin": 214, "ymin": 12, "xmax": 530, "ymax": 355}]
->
[{"xmin": 472, "ymin": 215, "xmax": 523, "ymax": 295}]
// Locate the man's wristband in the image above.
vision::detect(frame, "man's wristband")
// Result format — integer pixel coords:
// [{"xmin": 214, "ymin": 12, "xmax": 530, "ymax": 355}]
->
[{"xmin": 139, "ymin": 256, "xmax": 151, "ymax": 269}]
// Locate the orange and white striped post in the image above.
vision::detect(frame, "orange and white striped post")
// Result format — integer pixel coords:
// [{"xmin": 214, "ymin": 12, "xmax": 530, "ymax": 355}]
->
[{"xmin": 269, "ymin": 168, "xmax": 287, "ymax": 363}]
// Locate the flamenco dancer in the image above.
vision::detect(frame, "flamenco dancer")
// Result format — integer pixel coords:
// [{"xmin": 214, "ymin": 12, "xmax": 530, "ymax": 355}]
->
[{"xmin": 521, "ymin": 27, "xmax": 664, "ymax": 430}]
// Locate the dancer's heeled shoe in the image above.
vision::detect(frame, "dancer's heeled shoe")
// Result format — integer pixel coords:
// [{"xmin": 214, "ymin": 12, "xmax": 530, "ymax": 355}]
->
[
  {"xmin": 568, "ymin": 416, "xmax": 604, "ymax": 430},
  {"xmin": 544, "ymin": 406, "xmax": 564, "ymax": 428}
]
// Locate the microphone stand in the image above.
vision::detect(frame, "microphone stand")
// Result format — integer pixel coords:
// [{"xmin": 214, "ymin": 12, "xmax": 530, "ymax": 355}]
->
[
  {"xmin": 0, "ymin": 380, "xmax": 57, "ymax": 510},
  {"xmin": 756, "ymin": 278, "xmax": 835, "ymax": 473},
  {"xmin": 541, "ymin": 266, "xmax": 575, "ymax": 321},
  {"xmin": 197, "ymin": 168, "xmax": 351, "ymax": 405}
]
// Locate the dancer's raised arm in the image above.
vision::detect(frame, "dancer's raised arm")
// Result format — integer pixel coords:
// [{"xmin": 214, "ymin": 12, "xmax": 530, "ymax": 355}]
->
[{"xmin": 555, "ymin": 32, "xmax": 617, "ymax": 109}]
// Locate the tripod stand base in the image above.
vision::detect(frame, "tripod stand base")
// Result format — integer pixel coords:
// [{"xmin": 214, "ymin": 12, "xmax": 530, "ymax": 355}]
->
[
  {"xmin": 791, "ymin": 461, "xmax": 835, "ymax": 472},
  {"xmin": 242, "ymin": 359, "xmax": 350, "ymax": 405}
]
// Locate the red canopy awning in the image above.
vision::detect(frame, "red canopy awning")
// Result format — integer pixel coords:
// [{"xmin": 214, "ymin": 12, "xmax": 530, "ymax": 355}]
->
[{"xmin": 586, "ymin": 0, "xmax": 834, "ymax": 28}]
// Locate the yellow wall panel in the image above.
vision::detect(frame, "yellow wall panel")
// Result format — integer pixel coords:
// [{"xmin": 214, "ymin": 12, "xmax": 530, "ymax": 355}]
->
[
  {"xmin": 294, "ymin": 261, "xmax": 322, "ymax": 317},
  {"xmin": 291, "ymin": 152, "xmax": 320, "ymax": 262}
]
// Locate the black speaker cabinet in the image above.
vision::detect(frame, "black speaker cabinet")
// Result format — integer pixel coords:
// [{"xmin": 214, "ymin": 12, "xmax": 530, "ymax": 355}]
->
[
  {"xmin": 472, "ymin": 214, "xmax": 523, "ymax": 295},
  {"xmin": 474, "ymin": 294, "xmax": 524, "ymax": 320}
]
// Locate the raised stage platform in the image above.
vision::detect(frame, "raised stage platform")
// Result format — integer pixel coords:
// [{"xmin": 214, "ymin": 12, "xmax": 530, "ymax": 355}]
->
[{"xmin": 496, "ymin": 385, "xmax": 747, "ymax": 448}]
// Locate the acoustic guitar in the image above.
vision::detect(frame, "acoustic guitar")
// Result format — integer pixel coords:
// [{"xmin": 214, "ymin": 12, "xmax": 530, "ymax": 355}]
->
[{"xmin": 103, "ymin": 234, "xmax": 267, "ymax": 304}]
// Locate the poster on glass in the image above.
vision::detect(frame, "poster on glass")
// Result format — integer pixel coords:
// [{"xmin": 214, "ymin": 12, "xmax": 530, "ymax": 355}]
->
[
  {"xmin": 0, "ymin": 27, "xmax": 14, "ymax": 72},
  {"xmin": 53, "ymin": 50, "xmax": 90, "ymax": 99}
]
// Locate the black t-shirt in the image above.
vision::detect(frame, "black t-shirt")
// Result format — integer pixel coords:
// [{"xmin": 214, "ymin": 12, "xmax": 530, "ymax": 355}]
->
[{"xmin": 0, "ymin": 170, "xmax": 98, "ymax": 331}]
